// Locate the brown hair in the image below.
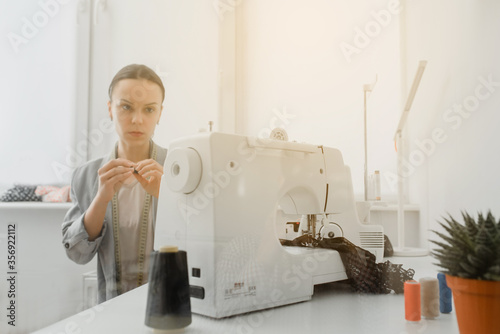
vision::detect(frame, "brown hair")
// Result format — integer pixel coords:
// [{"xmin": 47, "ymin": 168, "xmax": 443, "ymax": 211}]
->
[{"xmin": 108, "ymin": 64, "xmax": 165, "ymax": 102}]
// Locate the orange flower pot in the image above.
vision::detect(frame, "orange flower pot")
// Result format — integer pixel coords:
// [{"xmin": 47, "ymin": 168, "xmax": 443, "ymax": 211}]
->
[{"xmin": 446, "ymin": 275, "xmax": 500, "ymax": 334}]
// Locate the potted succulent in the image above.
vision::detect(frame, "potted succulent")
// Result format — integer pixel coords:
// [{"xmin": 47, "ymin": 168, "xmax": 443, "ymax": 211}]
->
[{"xmin": 431, "ymin": 211, "xmax": 500, "ymax": 334}]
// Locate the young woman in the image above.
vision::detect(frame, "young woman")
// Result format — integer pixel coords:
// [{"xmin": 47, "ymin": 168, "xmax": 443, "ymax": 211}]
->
[{"xmin": 62, "ymin": 64, "xmax": 167, "ymax": 303}]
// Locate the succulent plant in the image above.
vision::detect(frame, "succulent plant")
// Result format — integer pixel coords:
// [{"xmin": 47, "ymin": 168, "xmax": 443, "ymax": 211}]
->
[{"xmin": 431, "ymin": 211, "xmax": 500, "ymax": 281}]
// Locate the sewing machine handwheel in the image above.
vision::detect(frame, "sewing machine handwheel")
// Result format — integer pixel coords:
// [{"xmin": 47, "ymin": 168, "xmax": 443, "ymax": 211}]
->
[
  {"xmin": 164, "ymin": 148, "xmax": 202, "ymax": 194},
  {"xmin": 319, "ymin": 223, "xmax": 343, "ymax": 239}
]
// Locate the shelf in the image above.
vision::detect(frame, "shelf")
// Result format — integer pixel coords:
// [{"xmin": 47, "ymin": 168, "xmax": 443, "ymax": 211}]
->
[
  {"xmin": 0, "ymin": 202, "xmax": 73, "ymax": 210},
  {"xmin": 369, "ymin": 203, "xmax": 420, "ymax": 212}
]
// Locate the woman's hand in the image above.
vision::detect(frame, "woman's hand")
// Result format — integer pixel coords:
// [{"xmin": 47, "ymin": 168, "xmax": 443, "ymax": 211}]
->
[
  {"xmin": 96, "ymin": 158, "xmax": 135, "ymax": 203},
  {"xmin": 84, "ymin": 158, "xmax": 135, "ymax": 241},
  {"xmin": 133, "ymin": 159, "xmax": 164, "ymax": 198}
]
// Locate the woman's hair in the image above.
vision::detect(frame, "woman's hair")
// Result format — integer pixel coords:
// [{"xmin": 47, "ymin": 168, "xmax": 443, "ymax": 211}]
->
[{"xmin": 108, "ymin": 64, "xmax": 165, "ymax": 102}]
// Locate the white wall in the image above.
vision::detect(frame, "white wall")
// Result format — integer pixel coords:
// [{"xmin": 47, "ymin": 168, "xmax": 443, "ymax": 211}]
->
[
  {"xmin": 2, "ymin": 0, "xmax": 402, "ymax": 198},
  {"xmin": 6, "ymin": 0, "xmax": 497, "ymax": 261},
  {"xmin": 87, "ymin": 0, "xmax": 228, "ymax": 159},
  {"xmin": 0, "ymin": 0, "xmax": 228, "ymax": 185},
  {"xmin": 153, "ymin": 0, "xmax": 229, "ymax": 147},
  {"xmin": 0, "ymin": 0, "xmax": 78, "ymax": 186},
  {"xmin": 402, "ymin": 0, "xmax": 500, "ymax": 243},
  {"xmin": 237, "ymin": 0, "xmax": 403, "ymax": 201}
]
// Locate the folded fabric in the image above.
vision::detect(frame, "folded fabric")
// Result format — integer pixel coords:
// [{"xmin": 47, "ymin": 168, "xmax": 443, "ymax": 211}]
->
[
  {"xmin": 281, "ymin": 235, "xmax": 415, "ymax": 294},
  {"xmin": 0, "ymin": 185, "xmax": 42, "ymax": 202},
  {"xmin": 35, "ymin": 185, "xmax": 71, "ymax": 203}
]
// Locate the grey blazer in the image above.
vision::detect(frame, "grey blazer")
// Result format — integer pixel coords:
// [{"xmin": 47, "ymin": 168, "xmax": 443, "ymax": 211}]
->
[{"xmin": 61, "ymin": 142, "xmax": 167, "ymax": 303}]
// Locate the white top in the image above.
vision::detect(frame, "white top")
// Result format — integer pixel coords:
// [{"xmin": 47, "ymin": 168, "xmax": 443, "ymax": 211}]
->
[
  {"xmin": 117, "ymin": 176, "xmax": 154, "ymax": 294},
  {"xmin": 34, "ymin": 256, "xmax": 459, "ymax": 334}
]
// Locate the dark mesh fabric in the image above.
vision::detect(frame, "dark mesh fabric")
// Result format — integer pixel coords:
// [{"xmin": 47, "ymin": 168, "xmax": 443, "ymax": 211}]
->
[{"xmin": 280, "ymin": 235, "xmax": 415, "ymax": 294}]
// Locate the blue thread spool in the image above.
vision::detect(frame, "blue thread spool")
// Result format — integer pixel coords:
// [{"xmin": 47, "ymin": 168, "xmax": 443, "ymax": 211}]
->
[{"xmin": 437, "ymin": 273, "xmax": 452, "ymax": 313}]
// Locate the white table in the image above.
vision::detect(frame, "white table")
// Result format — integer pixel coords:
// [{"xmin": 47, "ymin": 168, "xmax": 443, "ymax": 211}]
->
[{"xmin": 34, "ymin": 257, "xmax": 459, "ymax": 334}]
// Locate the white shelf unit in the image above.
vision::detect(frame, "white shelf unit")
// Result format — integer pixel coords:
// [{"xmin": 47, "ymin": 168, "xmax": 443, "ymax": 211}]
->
[
  {"xmin": 0, "ymin": 202, "xmax": 95, "ymax": 334},
  {"xmin": 0, "ymin": 202, "xmax": 73, "ymax": 210},
  {"xmin": 360, "ymin": 202, "xmax": 422, "ymax": 250}
]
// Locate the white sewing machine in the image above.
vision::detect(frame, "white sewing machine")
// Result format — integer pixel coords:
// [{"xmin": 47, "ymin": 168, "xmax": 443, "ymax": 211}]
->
[{"xmin": 154, "ymin": 132, "xmax": 384, "ymax": 318}]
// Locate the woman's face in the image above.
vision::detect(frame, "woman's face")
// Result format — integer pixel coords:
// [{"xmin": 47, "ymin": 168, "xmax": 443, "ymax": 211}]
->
[{"xmin": 108, "ymin": 78, "xmax": 163, "ymax": 146}]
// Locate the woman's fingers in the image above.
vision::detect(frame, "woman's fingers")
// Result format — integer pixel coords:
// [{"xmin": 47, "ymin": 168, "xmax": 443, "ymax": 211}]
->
[
  {"xmin": 99, "ymin": 158, "xmax": 136, "ymax": 174},
  {"xmin": 96, "ymin": 166, "xmax": 133, "ymax": 203},
  {"xmin": 132, "ymin": 172, "xmax": 161, "ymax": 188},
  {"xmin": 109, "ymin": 169, "xmax": 134, "ymax": 183},
  {"xmin": 134, "ymin": 159, "xmax": 163, "ymax": 179},
  {"xmin": 133, "ymin": 173, "xmax": 149, "ymax": 189},
  {"xmin": 99, "ymin": 165, "xmax": 134, "ymax": 182},
  {"xmin": 97, "ymin": 160, "xmax": 134, "ymax": 195},
  {"xmin": 97, "ymin": 158, "xmax": 164, "ymax": 199},
  {"xmin": 133, "ymin": 159, "xmax": 164, "ymax": 198},
  {"xmin": 137, "ymin": 169, "xmax": 162, "ymax": 181}
]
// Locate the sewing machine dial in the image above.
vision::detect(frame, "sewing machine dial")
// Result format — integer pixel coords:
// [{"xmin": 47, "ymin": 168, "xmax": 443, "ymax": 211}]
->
[{"xmin": 319, "ymin": 222, "xmax": 343, "ymax": 239}]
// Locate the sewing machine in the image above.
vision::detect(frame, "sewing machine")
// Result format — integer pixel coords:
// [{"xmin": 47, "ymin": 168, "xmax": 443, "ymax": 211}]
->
[{"xmin": 154, "ymin": 131, "xmax": 384, "ymax": 318}]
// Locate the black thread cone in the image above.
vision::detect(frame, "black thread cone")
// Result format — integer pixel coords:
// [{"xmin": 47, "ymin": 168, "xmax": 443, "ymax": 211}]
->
[{"xmin": 145, "ymin": 250, "xmax": 192, "ymax": 330}]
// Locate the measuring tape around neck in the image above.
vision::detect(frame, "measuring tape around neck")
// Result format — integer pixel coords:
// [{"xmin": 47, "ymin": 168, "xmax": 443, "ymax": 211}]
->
[{"xmin": 110, "ymin": 141, "xmax": 157, "ymax": 294}]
